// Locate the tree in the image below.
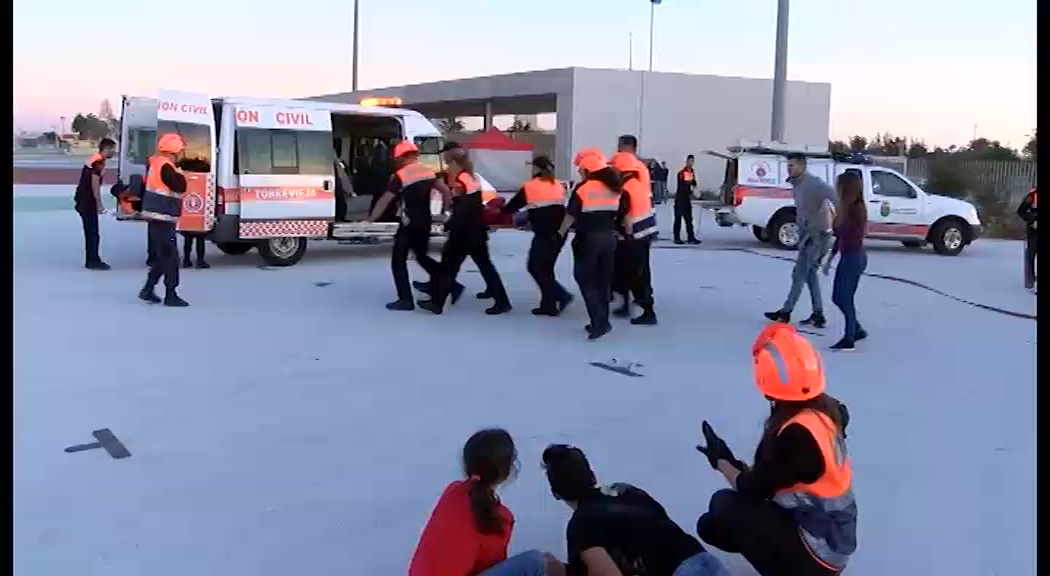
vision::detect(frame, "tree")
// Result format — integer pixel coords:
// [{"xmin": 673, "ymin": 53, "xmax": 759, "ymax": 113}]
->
[
  {"xmin": 70, "ymin": 113, "xmax": 110, "ymax": 141},
  {"xmin": 906, "ymin": 140, "xmax": 928, "ymax": 159},
  {"xmin": 435, "ymin": 118, "xmax": 464, "ymax": 133},
  {"xmin": 848, "ymin": 136, "xmax": 867, "ymax": 153},
  {"xmin": 828, "ymin": 140, "xmax": 848, "ymax": 153},
  {"xmin": 1023, "ymin": 129, "xmax": 1036, "ymax": 160},
  {"xmin": 506, "ymin": 119, "xmax": 532, "ymax": 133}
]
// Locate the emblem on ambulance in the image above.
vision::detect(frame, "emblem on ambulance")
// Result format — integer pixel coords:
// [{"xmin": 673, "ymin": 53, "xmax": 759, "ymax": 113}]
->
[
  {"xmin": 751, "ymin": 162, "xmax": 770, "ymax": 179},
  {"xmin": 880, "ymin": 201, "xmax": 891, "ymax": 217},
  {"xmin": 185, "ymin": 192, "xmax": 204, "ymax": 213}
]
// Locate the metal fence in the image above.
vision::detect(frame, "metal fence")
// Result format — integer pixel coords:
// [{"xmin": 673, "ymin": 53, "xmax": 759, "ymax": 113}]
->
[{"xmin": 875, "ymin": 156, "xmax": 1037, "ymax": 204}]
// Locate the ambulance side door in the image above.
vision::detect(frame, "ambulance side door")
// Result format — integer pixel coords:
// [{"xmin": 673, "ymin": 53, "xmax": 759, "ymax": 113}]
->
[
  {"xmin": 156, "ymin": 89, "xmax": 217, "ymax": 233},
  {"xmin": 116, "ymin": 95, "xmax": 158, "ymax": 186},
  {"xmin": 232, "ymin": 106, "xmax": 335, "ymax": 239}
]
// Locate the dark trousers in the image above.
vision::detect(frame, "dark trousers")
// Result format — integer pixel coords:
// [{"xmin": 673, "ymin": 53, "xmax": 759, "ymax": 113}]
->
[
  {"xmin": 144, "ymin": 221, "xmax": 180, "ymax": 292},
  {"xmin": 612, "ymin": 237, "xmax": 655, "ymax": 310},
  {"xmin": 527, "ymin": 233, "xmax": 569, "ymax": 309},
  {"xmin": 1024, "ymin": 229, "xmax": 1037, "ymax": 288},
  {"xmin": 432, "ymin": 228, "xmax": 509, "ymax": 310},
  {"xmin": 572, "ymin": 230, "xmax": 618, "ymax": 331},
  {"xmin": 673, "ymin": 195, "xmax": 697, "ymax": 241},
  {"xmin": 78, "ymin": 210, "xmax": 101, "ymax": 265},
  {"xmin": 391, "ymin": 227, "xmax": 443, "ymax": 302},
  {"xmin": 831, "ymin": 251, "xmax": 867, "ymax": 341},
  {"xmin": 181, "ymin": 232, "xmax": 207, "ymax": 263},
  {"xmin": 612, "ymin": 239, "xmax": 632, "ymax": 298},
  {"xmin": 697, "ymin": 490, "xmax": 838, "ymax": 576}
]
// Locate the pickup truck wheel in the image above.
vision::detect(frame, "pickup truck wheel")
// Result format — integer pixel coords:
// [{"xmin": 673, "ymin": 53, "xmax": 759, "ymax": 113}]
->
[
  {"xmin": 900, "ymin": 240, "xmax": 924, "ymax": 249},
  {"xmin": 767, "ymin": 211, "xmax": 800, "ymax": 250},
  {"xmin": 752, "ymin": 225, "xmax": 769, "ymax": 242},
  {"xmin": 258, "ymin": 237, "xmax": 308, "ymax": 267},
  {"xmin": 214, "ymin": 241, "xmax": 255, "ymax": 256},
  {"xmin": 930, "ymin": 219, "xmax": 967, "ymax": 256}
]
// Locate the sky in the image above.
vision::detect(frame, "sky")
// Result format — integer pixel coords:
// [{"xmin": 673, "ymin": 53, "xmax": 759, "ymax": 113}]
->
[{"xmin": 13, "ymin": 0, "xmax": 1037, "ymax": 148}]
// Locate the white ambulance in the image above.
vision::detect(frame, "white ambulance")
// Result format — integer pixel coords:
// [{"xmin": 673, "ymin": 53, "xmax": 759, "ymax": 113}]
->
[
  {"xmin": 115, "ymin": 90, "xmax": 481, "ymax": 267},
  {"xmin": 706, "ymin": 142, "xmax": 982, "ymax": 256}
]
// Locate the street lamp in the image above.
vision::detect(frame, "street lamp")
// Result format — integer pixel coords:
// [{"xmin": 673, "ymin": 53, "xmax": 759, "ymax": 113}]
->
[
  {"xmin": 638, "ymin": 0, "xmax": 661, "ymax": 154},
  {"xmin": 770, "ymin": 0, "xmax": 789, "ymax": 143},
  {"xmin": 352, "ymin": 0, "xmax": 360, "ymax": 92}
]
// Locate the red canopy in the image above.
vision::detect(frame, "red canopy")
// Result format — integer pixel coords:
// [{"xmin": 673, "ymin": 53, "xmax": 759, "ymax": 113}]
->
[{"xmin": 461, "ymin": 128, "xmax": 533, "ymax": 152}]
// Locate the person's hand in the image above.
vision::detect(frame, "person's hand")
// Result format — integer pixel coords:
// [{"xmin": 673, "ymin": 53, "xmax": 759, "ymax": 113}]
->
[
  {"xmin": 97, "ymin": 206, "xmax": 107, "ymax": 215},
  {"xmin": 1032, "ymin": 221, "xmax": 1037, "ymax": 230},
  {"xmin": 822, "ymin": 261, "xmax": 831, "ymax": 276},
  {"xmin": 695, "ymin": 421, "xmax": 746, "ymax": 471}
]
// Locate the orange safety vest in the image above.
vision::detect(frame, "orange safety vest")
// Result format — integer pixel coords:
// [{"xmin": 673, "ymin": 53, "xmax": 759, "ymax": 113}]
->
[
  {"xmin": 394, "ymin": 162, "xmax": 437, "ymax": 224},
  {"xmin": 681, "ymin": 168, "xmax": 695, "ymax": 182},
  {"xmin": 621, "ymin": 176, "xmax": 658, "ymax": 239},
  {"xmin": 1029, "ymin": 188, "xmax": 1037, "ymax": 209},
  {"xmin": 455, "ymin": 171, "xmax": 481, "ymax": 196},
  {"xmin": 576, "ymin": 180, "xmax": 620, "ymax": 213},
  {"xmin": 622, "ymin": 153, "xmax": 650, "ymax": 189},
  {"xmin": 140, "ymin": 155, "xmax": 183, "ymax": 223},
  {"xmin": 522, "ymin": 177, "xmax": 565, "ymax": 210},
  {"xmin": 773, "ymin": 410, "xmax": 857, "ymax": 572}
]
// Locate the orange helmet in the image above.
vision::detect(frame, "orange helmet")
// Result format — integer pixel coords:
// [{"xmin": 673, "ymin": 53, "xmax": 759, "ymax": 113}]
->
[
  {"xmin": 392, "ymin": 140, "xmax": 419, "ymax": 159},
  {"xmin": 156, "ymin": 133, "xmax": 185, "ymax": 154},
  {"xmin": 752, "ymin": 323, "xmax": 825, "ymax": 402},
  {"xmin": 609, "ymin": 152, "xmax": 639, "ymax": 174},
  {"xmin": 574, "ymin": 149, "xmax": 608, "ymax": 174}
]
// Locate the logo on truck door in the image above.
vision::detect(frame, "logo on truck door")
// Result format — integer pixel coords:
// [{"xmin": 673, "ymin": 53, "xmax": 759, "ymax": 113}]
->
[
  {"xmin": 880, "ymin": 200, "xmax": 891, "ymax": 217},
  {"xmin": 745, "ymin": 161, "xmax": 778, "ymax": 186}
]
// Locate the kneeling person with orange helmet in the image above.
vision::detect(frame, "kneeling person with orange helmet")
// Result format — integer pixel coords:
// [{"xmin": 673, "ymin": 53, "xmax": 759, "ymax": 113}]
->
[
  {"xmin": 609, "ymin": 152, "xmax": 659, "ymax": 325},
  {"xmin": 694, "ymin": 324, "xmax": 856, "ymax": 576},
  {"xmin": 138, "ymin": 133, "xmax": 190, "ymax": 307},
  {"xmin": 558, "ymin": 149, "xmax": 628, "ymax": 340}
]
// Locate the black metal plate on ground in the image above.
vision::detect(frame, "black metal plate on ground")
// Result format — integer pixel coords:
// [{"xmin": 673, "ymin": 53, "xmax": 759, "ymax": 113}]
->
[
  {"xmin": 64, "ymin": 428, "xmax": 131, "ymax": 459},
  {"xmin": 589, "ymin": 360, "xmax": 645, "ymax": 378}
]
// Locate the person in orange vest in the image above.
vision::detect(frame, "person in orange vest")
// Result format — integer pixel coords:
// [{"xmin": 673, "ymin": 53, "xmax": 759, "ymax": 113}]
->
[
  {"xmin": 674, "ymin": 155, "xmax": 701, "ymax": 245},
  {"xmin": 557, "ymin": 149, "xmax": 627, "ymax": 340},
  {"xmin": 74, "ymin": 138, "xmax": 117, "ymax": 270},
  {"xmin": 610, "ymin": 152, "xmax": 659, "ymax": 325},
  {"xmin": 1017, "ymin": 187, "xmax": 1037, "ymax": 292},
  {"xmin": 365, "ymin": 140, "xmax": 448, "ymax": 310},
  {"xmin": 694, "ymin": 324, "xmax": 856, "ymax": 576},
  {"xmin": 138, "ymin": 133, "xmax": 190, "ymax": 307},
  {"xmin": 419, "ymin": 148, "xmax": 511, "ymax": 315},
  {"xmin": 500, "ymin": 155, "xmax": 574, "ymax": 316}
]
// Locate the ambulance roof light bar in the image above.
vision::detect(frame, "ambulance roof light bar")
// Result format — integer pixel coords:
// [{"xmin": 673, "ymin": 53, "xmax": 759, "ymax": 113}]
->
[{"xmin": 359, "ymin": 97, "xmax": 403, "ymax": 107}]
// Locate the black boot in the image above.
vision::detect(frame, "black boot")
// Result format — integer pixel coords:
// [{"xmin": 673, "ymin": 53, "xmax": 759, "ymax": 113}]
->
[
  {"xmin": 86, "ymin": 260, "xmax": 111, "ymax": 271},
  {"xmin": 485, "ymin": 302, "xmax": 512, "ymax": 315},
  {"xmin": 800, "ymin": 313, "xmax": 827, "ymax": 329},
  {"xmin": 587, "ymin": 323, "xmax": 612, "ymax": 341},
  {"xmin": 182, "ymin": 258, "xmax": 194, "ymax": 269},
  {"xmin": 385, "ymin": 299, "xmax": 415, "ymax": 311},
  {"xmin": 451, "ymin": 282, "xmax": 465, "ymax": 305},
  {"xmin": 412, "ymin": 280, "xmax": 433, "ymax": 294},
  {"xmin": 163, "ymin": 291, "xmax": 190, "ymax": 307},
  {"xmin": 476, "ymin": 289, "xmax": 493, "ymax": 299},
  {"xmin": 630, "ymin": 309, "xmax": 658, "ymax": 325},
  {"xmin": 417, "ymin": 300, "xmax": 443, "ymax": 315},
  {"xmin": 764, "ymin": 309, "xmax": 790, "ymax": 323},
  {"xmin": 195, "ymin": 260, "xmax": 211, "ymax": 269},
  {"xmin": 673, "ymin": 239, "xmax": 685, "ymax": 245},
  {"xmin": 532, "ymin": 306, "xmax": 559, "ymax": 316},
  {"xmin": 829, "ymin": 338, "xmax": 856, "ymax": 351},
  {"xmin": 687, "ymin": 238, "xmax": 702, "ymax": 245},
  {"xmin": 557, "ymin": 293, "xmax": 574, "ymax": 313},
  {"xmin": 138, "ymin": 287, "xmax": 161, "ymax": 304}
]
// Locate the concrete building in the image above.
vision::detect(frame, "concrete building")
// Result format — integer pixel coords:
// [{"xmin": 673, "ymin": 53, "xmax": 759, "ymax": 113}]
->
[{"xmin": 306, "ymin": 67, "xmax": 831, "ymax": 189}]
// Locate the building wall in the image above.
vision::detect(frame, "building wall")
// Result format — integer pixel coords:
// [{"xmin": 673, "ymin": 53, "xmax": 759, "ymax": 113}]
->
[{"xmin": 568, "ymin": 68, "xmax": 831, "ymax": 190}]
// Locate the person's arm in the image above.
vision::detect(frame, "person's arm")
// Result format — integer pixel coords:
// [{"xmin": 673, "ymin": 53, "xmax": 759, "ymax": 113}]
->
[
  {"xmin": 159, "ymin": 164, "xmax": 187, "ymax": 194},
  {"xmin": 432, "ymin": 179, "xmax": 452, "ymax": 208},
  {"xmin": 734, "ymin": 424, "xmax": 825, "ymax": 501},
  {"xmin": 677, "ymin": 169, "xmax": 687, "ymax": 188},
  {"xmin": 1017, "ymin": 195, "xmax": 1034, "ymax": 222},
  {"xmin": 408, "ymin": 485, "xmax": 481, "ymax": 576},
  {"xmin": 558, "ymin": 187, "xmax": 582, "ymax": 237},
  {"xmin": 579, "ymin": 549, "xmax": 625, "ymax": 576},
  {"xmin": 618, "ymin": 192, "xmax": 632, "ymax": 238},
  {"xmin": 367, "ymin": 175, "xmax": 401, "ymax": 222},
  {"xmin": 501, "ymin": 188, "xmax": 527, "ymax": 214},
  {"xmin": 90, "ymin": 160, "xmax": 105, "ymax": 213}
]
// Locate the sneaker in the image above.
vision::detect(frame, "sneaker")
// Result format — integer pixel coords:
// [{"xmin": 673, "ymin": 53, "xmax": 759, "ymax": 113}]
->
[
  {"xmin": 385, "ymin": 299, "xmax": 415, "ymax": 311},
  {"xmin": 163, "ymin": 293, "xmax": 190, "ymax": 307},
  {"xmin": 476, "ymin": 289, "xmax": 492, "ymax": 299},
  {"xmin": 417, "ymin": 300, "xmax": 443, "ymax": 315},
  {"xmin": 195, "ymin": 261, "xmax": 211, "ymax": 270},
  {"xmin": 182, "ymin": 259, "xmax": 194, "ymax": 269},
  {"xmin": 86, "ymin": 261, "xmax": 111, "ymax": 271},
  {"xmin": 800, "ymin": 313, "xmax": 827, "ymax": 329},
  {"xmin": 764, "ymin": 309, "xmax": 790, "ymax": 323},
  {"xmin": 854, "ymin": 329, "xmax": 869, "ymax": 342},
  {"xmin": 687, "ymin": 238, "xmax": 702, "ymax": 245},
  {"xmin": 829, "ymin": 338, "xmax": 855, "ymax": 351},
  {"xmin": 587, "ymin": 324, "xmax": 612, "ymax": 341},
  {"xmin": 558, "ymin": 293, "xmax": 574, "ymax": 313},
  {"xmin": 485, "ymin": 302, "xmax": 512, "ymax": 315},
  {"xmin": 138, "ymin": 288, "xmax": 161, "ymax": 304},
  {"xmin": 673, "ymin": 239, "xmax": 685, "ymax": 245},
  {"xmin": 630, "ymin": 310, "xmax": 658, "ymax": 325},
  {"xmin": 532, "ymin": 306, "xmax": 559, "ymax": 316}
]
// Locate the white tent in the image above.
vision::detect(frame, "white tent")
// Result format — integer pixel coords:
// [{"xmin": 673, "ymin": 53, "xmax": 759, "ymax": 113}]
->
[{"xmin": 462, "ymin": 128, "xmax": 533, "ymax": 192}]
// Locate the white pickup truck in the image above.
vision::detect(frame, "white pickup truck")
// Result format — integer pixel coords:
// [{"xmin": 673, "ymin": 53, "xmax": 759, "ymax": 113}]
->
[{"xmin": 705, "ymin": 144, "xmax": 982, "ymax": 256}]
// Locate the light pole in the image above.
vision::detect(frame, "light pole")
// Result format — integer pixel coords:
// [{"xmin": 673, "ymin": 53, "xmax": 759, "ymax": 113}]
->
[
  {"xmin": 639, "ymin": 0, "xmax": 660, "ymax": 153},
  {"xmin": 352, "ymin": 0, "xmax": 360, "ymax": 92},
  {"xmin": 770, "ymin": 0, "xmax": 789, "ymax": 143}
]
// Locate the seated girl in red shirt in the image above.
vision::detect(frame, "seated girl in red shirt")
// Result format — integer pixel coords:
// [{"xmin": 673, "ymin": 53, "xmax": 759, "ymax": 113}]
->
[{"xmin": 408, "ymin": 429, "xmax": 565, "ymax": 576}]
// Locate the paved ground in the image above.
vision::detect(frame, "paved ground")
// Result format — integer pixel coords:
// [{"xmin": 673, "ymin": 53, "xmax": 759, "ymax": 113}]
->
[{"xmin": 13, "ymin": 201, "xmax": 1036, "ymax": 576}]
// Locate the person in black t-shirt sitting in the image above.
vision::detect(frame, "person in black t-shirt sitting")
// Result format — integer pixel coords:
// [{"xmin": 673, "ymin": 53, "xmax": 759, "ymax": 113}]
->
[{"xmin": 541, "ymin": 445, "xmax": 729, "ymax": 576}]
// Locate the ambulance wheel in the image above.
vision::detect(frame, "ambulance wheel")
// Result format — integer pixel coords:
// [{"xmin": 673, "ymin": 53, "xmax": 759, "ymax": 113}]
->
[
  {"xmin": 767, "ymin": 210, "xmax": 800, "ymax": 251},
  {"xmin": 929, "ymin": 218, "xmax": 968, "ymax": 256},
  {"xmin": 258, "ymin": 237, "xmax": 308, "ymax": 267},
  {"xmin": 214, "ymin": 241, "xmax": 255, "ymax": 256},
  {"xmin": 752, "ymin": 225, "xmax": 769, "ymax": 243}
]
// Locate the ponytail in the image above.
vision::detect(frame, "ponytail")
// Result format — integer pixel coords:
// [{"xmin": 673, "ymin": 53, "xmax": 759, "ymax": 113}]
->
[
  {"xmin": 588, "ymin": 167, "xmax": 623, "ymax": 193},
  {"xmin": 466, "ymin": 476, "xmax": 504, "ymax": 535},
  {"xmin": 461, "ymin": 428, "xmax": 517, "ymax": 536},
  {"xmin": 536, "ymin": 166, "xmax": 556, "ymax": 183}
]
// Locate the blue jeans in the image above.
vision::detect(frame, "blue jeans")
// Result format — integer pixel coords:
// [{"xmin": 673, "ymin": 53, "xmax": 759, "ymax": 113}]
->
[
  {"xmin": 672, "ymin": 551, "xmax": 732, "ymax": 576},
  {"xmin": 478, "ymin": 550, "xmax": 547, "ymax": 576},
  {"xmin": 782, "ymin": 231, "xmax": 830, "ymax": 315},
  {"xmin": 832, "ymin": 250, "xmax": 867, "ymax": 341}
]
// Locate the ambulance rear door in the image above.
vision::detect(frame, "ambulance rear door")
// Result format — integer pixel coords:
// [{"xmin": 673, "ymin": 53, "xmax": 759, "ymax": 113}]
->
[
  {"xmin": 115, "ymin": 95, "xmax": 158, "ymax": 219},
  {"xmin": 232, "ymin": 104, "xmax": 335, "ymax": 240},
  {"xmin": 155, "ymin": 89, "xmax": 217, "ymax": 233}
]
